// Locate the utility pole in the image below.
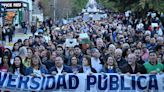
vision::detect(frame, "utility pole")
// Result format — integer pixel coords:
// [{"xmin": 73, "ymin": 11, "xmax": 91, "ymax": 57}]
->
[{"xmin": 50, "ymin": 0, "xmax": 56, "ymax": 22}]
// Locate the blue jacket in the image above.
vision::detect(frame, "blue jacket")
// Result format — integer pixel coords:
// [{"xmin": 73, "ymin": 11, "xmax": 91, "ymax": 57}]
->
[
  {"xmin": 49, "ymin": 65, "xmax": 73, "ymax": 74},
  {"xmin": 25, "ymin": 65, "xmax": 48, "ymax": 76}
]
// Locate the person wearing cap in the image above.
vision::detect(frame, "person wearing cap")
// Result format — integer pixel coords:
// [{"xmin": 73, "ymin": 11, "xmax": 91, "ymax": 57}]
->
[{"xmin": 144, "ymin": 51, "xmax": 163, "ymax": 74}]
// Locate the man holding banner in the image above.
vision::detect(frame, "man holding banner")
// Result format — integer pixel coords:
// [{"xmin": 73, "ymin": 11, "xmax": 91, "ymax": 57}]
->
[
  {"xmin": 49, "ymin": 56, "xmax": 73, "ymax": 74},
  {"xmin": 121, "ymin": 53, "xmax": 147, "ymax": 74},
  {"xmin": 144, "ymin": 51, "xmax": 164, "ymax": 74}
]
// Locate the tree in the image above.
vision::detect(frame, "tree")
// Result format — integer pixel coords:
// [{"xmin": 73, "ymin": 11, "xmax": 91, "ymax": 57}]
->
[
  {"xmin": 98, "ymin": 0, "xmax": 164, "ymax": 16},
  {"xmin": 71, "ymin": 0, "xmax": 88, "ymax": 16}
]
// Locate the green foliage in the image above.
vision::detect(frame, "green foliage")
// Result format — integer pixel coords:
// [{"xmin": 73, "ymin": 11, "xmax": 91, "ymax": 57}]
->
[
  {"xmin": 41, "ymin": 0, "xmax": 164, "ymax": 19},
  {"xmin": 98, "ymin": 0, "xmax": 164, "ymax": 12},
  {"xmin": 71, "ymin": 0, "xmax": 88, "ymax": 16},
  {"xmin": 98, "ymin": 0, "xmax": 117, "ymax": 11},
  {"xmin": 97, "ymin": 0, "xmax": 164, "ymax": 17}
]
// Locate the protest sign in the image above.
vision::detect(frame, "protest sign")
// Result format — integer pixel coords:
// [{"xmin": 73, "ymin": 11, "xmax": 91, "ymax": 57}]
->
[{"xmin": 0, "ymin": 71, "xmax": 164, "ymax": 92}]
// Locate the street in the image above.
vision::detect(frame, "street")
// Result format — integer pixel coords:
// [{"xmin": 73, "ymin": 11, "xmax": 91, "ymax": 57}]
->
[{"xmin": 0, "ymin": 0, "xmax": 163, "ymax": 92}]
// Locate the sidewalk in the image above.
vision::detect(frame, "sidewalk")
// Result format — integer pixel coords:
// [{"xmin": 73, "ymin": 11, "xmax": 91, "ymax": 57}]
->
[{"xmin": 4, "ymin": 28, "xmax": 32, "ymax": 50}]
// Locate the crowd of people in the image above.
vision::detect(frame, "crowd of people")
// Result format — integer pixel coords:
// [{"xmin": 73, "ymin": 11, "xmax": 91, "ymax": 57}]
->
[
  {"xmin": 1, "ymin": 24, "xmax": 15, "ymax": 43},
  {"xmin": 0, "ymin": 11, "xmax": 164, "ymax": 77}
]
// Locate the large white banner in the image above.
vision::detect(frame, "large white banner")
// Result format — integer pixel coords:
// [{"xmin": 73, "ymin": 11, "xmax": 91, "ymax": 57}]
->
[{"xmin": 0, "ymin": 71, "xmax": 164, "ymax": 92}]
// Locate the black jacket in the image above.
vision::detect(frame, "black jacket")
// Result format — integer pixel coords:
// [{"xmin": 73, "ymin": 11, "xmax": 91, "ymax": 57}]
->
[
  {"xmin": 116, "ymin": 57, "xmax": 128, "ymax": 69},
  {"xmin": 79, "ymin": 67, "xmax": 97, "ymax": 73},
  {"xmin": 120, "ymin": 63, "xmax": 147, "ymax": 74},
  {"xmin": 49, "ymin": 65, "xmax": 73, "ymax": 74},
  {"xmin": 43, "ymin": 60, "xmax": 55, "ymax": 71}
]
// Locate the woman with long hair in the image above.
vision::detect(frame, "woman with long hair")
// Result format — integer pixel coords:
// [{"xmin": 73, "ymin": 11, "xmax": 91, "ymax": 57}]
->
[
  {"xmin": 12, "ymin": 42, "xmax": 20, "ymax": 58},
  {"xmin": 23, "ymin": 47, "xmax": 34, "ymax": 68},
  {"xmin": 79, "ymin": 55, "xmax": 97, "ymax": 73},
  {"xmin": 70, "ymin": 56, "xmax": 81, "ymax": 73},
  {"xmin": 9, "ymin": 56, "xmax": 25, "ymax": 75},
  {"xmin": 0, "ymin": 54, "xmax": 11, "ymax": 72},
  {"xmin": 101, "ymin": 56, "xmax": 121, "ymax": 73},
  {"xmin": 4, "ymin": 48, "xmax": 12, "ymax": 59},
  {"xmin": 25, "ymin": 55, "xmax": 48, "ymax": 76}
]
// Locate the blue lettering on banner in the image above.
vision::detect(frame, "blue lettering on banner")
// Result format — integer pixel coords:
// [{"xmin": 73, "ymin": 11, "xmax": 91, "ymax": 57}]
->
[
  {"xmin": 120, "ymin": 75, "xmax": 131, "ymax": 90},
  {"xmin": 131, "ymin": 76, "xmax": 136, "ymax": 90},
  {"xmin": 69, "ymin": 75, "xmax": 79, "ymax": 89},
  {"xmin": 0, "ymin": 72, "xmax": 163, "ymax": 91},
  {"xmin": 137, "ymin": 76, "xmax": 147, "ymax": 90},
  {"xmin": 0, "ymin": 72, "xmax": 8, "ymax": 87},
  {"xmin": 7, "ymin": 74, "xmax": 17, "ymax": 88},
  {"xmin": 18, "ymin": 76, "xmax": 29, "ymax": 89},
  {"xmin": 163, "ymin": 77, "xmax": 164, "ymax": 90},
  {"xmin": 45, "ymin": 76, "xmax": 56, "ymax": 90},
  {"xmin": 30, "ymin": 77, "xmax": 41, "ymax": 90},
  {"xmin": 41, "ymin": 76, "xmax": 46, "ymax": 90},
  {"xmin": 98, "ymin": 74, "xmax": 107, "ymax": 90},
  {"xmin": 56, "ymin": 75, "xmax": 67, "ymax": 89},
  {"xmin": 109, "ymin": 75, "xmax": 119, "ymax": 90},
  {"xmin": 87, "ymin": 75, "xmax": 97, "ymax": 90},
  {"xmin": 149, "ymin": 75, "xmax": 158, "ymax": 90}
]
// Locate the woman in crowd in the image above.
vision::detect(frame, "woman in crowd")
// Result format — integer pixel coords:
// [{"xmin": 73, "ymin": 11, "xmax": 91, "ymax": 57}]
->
[
  {"xmin": 29, "ymin": 37, "xmax": 34, "ymax": 47},
  {"xmin": 19, "ymin": 46, "xmax": 28, "ymax": 67},
  {"xmin": 23, "ymin": 47, "xmax": 34, "ymax": 68},
  {"xmin": 12, "ymin": 42, "xmax": 20, "ymax": 58},
  {"xmin": 25, "ymin": 55, "xmax": 48, "ymax": 76},
  {"xmin": 70, "ymin": 56, "xmax": 81, "ymax": 73},
  {"xmin": 101, "ymin": 56, "xmax": 121, "ymax": 73},
  {"xmin": 4, "ymin": 48, "xmax": 12, "ymax": 59},
  {"xmin": 9, "ymin": 56, "xmax": 25, "ymax": 75},
  {"xmin": 33, "ymin": 46, "xmax": 41, "ymax": 57},
  {"xmin": 0, "ymin": 54, "xmax": 11, "ymax": 72},
  {"xmin": 23, "ymin": 39, "xmax": 29, "ymax": 48},
  {"xmin": 40, "ymin": 49, "xmax": 51, "ymax": 63},
  {"xmin": 65, "ymin": 49, "xmax": 75, "ymax": 65},
  {"xmin": 122, "ymin": 48, "xmax": 132, "ymax": 61},
  {"xmin": 17, "ymin": 39, "xmax": 23, "ymax": 47},
  {"xmin": 79, "ymin": 55, "xmax": 97, "ymax": 73}
]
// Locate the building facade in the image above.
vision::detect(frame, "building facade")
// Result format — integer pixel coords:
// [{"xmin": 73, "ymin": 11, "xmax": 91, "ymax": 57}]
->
[{"xmin": 0, "ymin": 0, "xmax": 32, "ymax": 26}]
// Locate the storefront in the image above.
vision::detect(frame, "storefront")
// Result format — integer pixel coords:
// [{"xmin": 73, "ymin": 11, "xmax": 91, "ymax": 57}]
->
[
  {"xmin": 0, "ymin": 0, "xmax": 32, "ymax": 25},
  {"xmin": 0, "ymin": 4, "xmax": 5, "ymax": 26}
]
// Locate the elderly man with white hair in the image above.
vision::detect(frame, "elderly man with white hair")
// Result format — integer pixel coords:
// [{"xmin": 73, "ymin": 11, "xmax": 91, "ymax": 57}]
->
[
  {"xmin": 120, "ymin": 53, "xmax": 147, "ymax": 74},
  {"xmin": 19, "ymin": 46, "xmax": 28, "ymax": 62},
  {"xmin": 156, "ymin": 37, "xmax": 163, "ymax": 45},
  {"xmin": 106, "ymin": 44, "xmax": 116, "ymax": 56},
  {"xmin": 91, "ymin": 48, "xmax": 103, "ymax": 73},
  {"xmin": 114, "ymin": 48, "xmax": 128, "ymax": 69}
]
